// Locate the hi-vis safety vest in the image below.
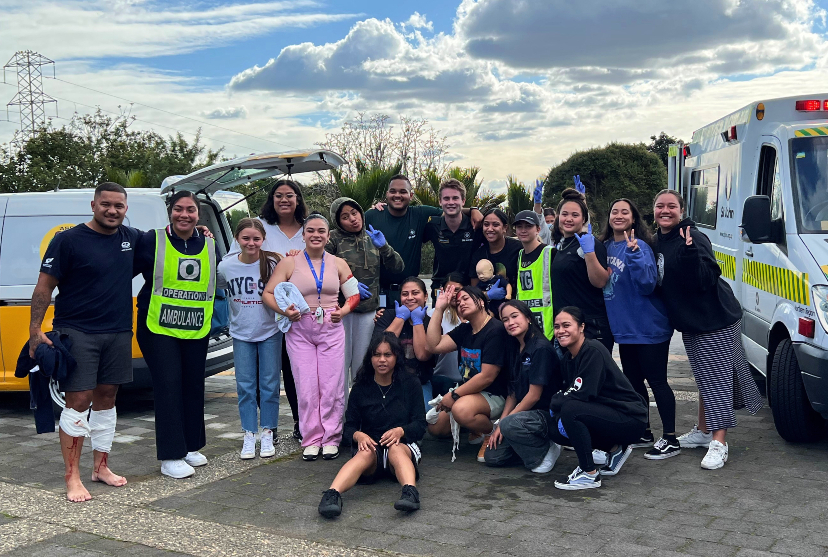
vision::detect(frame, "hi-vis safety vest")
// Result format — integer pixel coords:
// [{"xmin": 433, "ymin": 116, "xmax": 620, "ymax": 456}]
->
[
  {"xmin": 147, "ymin": 230, "xmax": 216, "ymax": 339},
  {"xmin": 517, "ymin": 246, "xmax": 554, "ymax": 340}
]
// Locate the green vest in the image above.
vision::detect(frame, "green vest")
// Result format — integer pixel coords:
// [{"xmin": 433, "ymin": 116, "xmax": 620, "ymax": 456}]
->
[
  {"xmin": 147, "ymin": 230, "xmax": 216, "ymax": 339},
  {"xmin": 517, "ymin": 245, "xmax": 554, "ymax": 340}
]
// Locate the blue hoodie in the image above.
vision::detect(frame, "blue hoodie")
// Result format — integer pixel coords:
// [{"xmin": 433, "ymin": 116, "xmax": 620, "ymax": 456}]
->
[{"xmin": 603, "ymin": 239, "xmax": 672, "ymax": 344}]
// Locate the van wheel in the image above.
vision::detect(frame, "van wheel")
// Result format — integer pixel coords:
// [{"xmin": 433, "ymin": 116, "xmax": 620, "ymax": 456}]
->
[{"xmin": 770, "ymin": 339, "xmax": 825, "ymax": 442}]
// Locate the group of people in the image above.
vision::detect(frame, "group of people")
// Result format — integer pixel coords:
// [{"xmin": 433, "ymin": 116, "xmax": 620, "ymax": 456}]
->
[{"xmin": 30, "ymin": 174, "xmax": 762, "ymax": 515}]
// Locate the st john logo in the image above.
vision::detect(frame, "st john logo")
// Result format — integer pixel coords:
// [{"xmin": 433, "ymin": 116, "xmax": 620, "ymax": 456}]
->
[{"xmin": 178, "ymin": 258, "xmax": 201, "ymax": 281}]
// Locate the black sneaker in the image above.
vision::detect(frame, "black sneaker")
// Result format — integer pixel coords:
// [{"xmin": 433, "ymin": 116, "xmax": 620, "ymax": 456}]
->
[
  {"xmin": 318, "ymin": 489, "xmax": 342, "ymax": 518},
  {"xmin": 629, "ymin": 430, "xmax": 655, "ymax": 448},
  {"xmin": 394, "ymin": 485, "xmax": 421, "ymax": 512},
  {"xmin": 600, "ymin": 445, "xmax": 633, "ymax": 477},
  {"xmin": 644, "ymin": 437, "xmax": 681, "ymax": 460},
  {"xmin": 293, "ymin": 421, "xmax": 302, "ymax": 440}
]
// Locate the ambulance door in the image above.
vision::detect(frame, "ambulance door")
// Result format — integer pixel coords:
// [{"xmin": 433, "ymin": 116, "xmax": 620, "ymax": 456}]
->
[{"xmin": 741, "ymin": 138, "xmax": 787, "ymax": 368}]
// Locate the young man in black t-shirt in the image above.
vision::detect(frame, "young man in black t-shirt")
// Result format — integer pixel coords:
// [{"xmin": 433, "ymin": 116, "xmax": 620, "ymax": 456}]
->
[{"xmin": 30, "ymin": 183, "xmax": 140, "ymax": 502}]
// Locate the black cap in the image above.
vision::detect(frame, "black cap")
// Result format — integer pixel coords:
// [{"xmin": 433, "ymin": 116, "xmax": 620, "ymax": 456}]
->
[{"xmin": 514, "ymin": 210, "xmax": 541, "ymax": 227}]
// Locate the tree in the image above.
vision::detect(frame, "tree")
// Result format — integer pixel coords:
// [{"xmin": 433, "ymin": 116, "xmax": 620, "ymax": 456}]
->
[
  {"xmin": 543, "ymin": 142, "xmax": 667, "ymax": 232},
  {"xmin": 413, "ymin": 166, "xmax": 505, "ymax": 211},
  {"xmin": 647, "ymin": 132, "xmax": 683, "ymax": 167},
  {"xmin": 505, "ymin": 175, "xmax": 533, "ymax": 219},
  {"xmin": 332, "ymin": 160, "xmax": 403, "ymax": 214},
  {"xmin": 0, "ymin": 109, "xmax": 222, "ymax": 193}
]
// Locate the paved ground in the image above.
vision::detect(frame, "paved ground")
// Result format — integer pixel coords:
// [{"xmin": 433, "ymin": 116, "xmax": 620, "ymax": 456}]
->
[{"xmin": 2, "ymin": 333, "xmax": 828, "ymax": 557}]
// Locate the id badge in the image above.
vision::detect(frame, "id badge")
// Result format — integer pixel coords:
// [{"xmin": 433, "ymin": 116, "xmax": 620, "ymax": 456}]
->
[
  {"xmin": 315, "ymin": 306, "xmax": 324, "ymax": 324},
  {"xmin": 379, "ymin": 294, "xmax": 387, "ymax": 308}
]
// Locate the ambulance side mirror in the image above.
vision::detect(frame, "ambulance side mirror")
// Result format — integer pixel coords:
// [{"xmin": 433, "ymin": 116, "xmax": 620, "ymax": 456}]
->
[{"xmin": 741, "ymin": 195, "xmax": 772, "ymax": 244}]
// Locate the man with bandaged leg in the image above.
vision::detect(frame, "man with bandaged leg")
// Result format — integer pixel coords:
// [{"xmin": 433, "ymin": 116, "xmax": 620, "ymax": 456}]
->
[{"xmin": 30, "ymin": 182, "xmax": 140, "ymax": 502}]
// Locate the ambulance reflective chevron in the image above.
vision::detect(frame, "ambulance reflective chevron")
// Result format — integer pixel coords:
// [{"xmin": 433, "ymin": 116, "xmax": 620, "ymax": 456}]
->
[{"xmin": 666, "ymin": 94, "xmax": 828, "ymax": 442}]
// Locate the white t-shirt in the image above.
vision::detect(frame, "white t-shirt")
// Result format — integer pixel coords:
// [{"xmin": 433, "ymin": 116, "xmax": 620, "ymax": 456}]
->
[
  {"xmin": 227, "ymin": 217, "xmax": 304, "ymax": 258},
  {"xmin": 216, "ymin": 254, "xmax": 280, "ymax": 343}
]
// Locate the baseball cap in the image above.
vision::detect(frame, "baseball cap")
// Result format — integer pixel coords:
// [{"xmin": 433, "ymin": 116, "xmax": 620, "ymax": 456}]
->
[{"xmin": 514, "ymin": 210, "xmax": 541, "ymax": 227}]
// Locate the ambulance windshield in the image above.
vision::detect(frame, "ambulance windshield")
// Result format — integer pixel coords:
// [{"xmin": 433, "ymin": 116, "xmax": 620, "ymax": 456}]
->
[{"xmin": 792, "ymin": 136, "xmax": 828, "ymax": 232}]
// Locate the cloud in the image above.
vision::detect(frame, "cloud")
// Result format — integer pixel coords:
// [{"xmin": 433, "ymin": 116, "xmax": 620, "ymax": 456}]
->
[
  {"xmin": 0, "ymin": 0, "xmax": 360, "ymax": 59},
  {"xmin": 200, "ymin": 106, "xmax": 248, "ymax": 119},
  {"xmin": 403, "ymin": 12, "xmax": 433, "ymax": 31}
]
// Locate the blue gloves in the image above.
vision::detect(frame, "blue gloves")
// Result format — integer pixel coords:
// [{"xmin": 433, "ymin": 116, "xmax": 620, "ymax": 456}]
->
[
  {"xmin": 366, "ymin": 225, "xmax": 386, "ymax": 248},
  {"xmin": 487, "ymin": 282, "xmax": 506, "ymax": 300},
  {"xmin": 357, "ymin": 282, "xmax": 371, "ymax": 300},
  {"xmin": 533, "ymin": 179, "xmax": 544, "ymax": 204},
  {"xmin": 394, "ymin": 300, "xmax": 411, "ymax": 321},
  {"xmin": 558, "ymin": 418, "xmax": 569, "ymax": 439},
  {"xmin": 410, "ymin": 306, "xmax": 427, "ymax": 326},
  {"xmin": 576, "ymin": 223, "xmax": 595, "ymax": 254},
  {"xmin": 573, "ymin": 175, "xmax": 585, "ymax": 195}
]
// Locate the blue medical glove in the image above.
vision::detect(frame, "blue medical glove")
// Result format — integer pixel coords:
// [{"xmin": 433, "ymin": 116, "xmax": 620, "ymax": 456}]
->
[
  {"xmin": 576, "ymin": 223, "xmax": 595, "ymax": 254},
  {"xmin": 358, "ymin": 282, "xmax": 371, "ymax": 300},
  {"xmin": 366, "ymin": 225, "xmax": 386, "ymax": 248},
  {"xmin": 573, "ymin": 175, "xmax": 585, "ymax": 195},
  {"xmin": 533, "ymin": 179, "xmax": 544, "ymax": 204},
  {"xmin": 558, "ymin": 418, "xmax": 569, "ymax": 439},
  {"xmin": 487, "ymin": 283, "xmax": 506, "ymax": 300},
  {"xmin": 394, "ymin": 300, "xmax": 411, "ymax": 321},
  {"xmin": 410, "ymin": 305, "xmax": 427, "ymax": 326}
]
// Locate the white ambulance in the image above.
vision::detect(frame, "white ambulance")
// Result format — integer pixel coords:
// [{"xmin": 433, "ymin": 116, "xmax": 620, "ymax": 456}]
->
[{"xmin": 667, "ymin": 95, "xmax": 828, "ymax": 442}]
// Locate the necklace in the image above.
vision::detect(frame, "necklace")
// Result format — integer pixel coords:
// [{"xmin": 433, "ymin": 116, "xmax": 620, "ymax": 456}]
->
[
  {"xmin": 377, "ymin": 382, "xmax": 393, "ymax": 399},
  {"xmin": 472, "ymin": 314, "xmax": 492, "ymax": 335}
]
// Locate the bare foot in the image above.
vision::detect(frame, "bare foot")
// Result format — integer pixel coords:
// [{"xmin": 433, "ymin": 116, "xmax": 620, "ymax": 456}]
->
[
  {"xmin": 65, "ymin": 473, "xmax": 92, "ymax": 502},
  {"xmin": 91, "ymin": 454, "xmax": 127, "ymax": 487}
]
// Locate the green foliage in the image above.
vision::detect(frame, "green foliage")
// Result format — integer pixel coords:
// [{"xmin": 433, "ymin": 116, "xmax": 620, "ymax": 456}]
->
[
  {"xmin": 413, "ymin": 166, "xmax": 506, "ymax": 211},
  {"xmin": 542, "ymin": 142, "xmax": 667, "ymax": 231},
  {"xmin": 647, "ymin": 132, "xmax": 684, "ymax": 167},
  {"xmin": 333, "ymin": 160, "xmax": 403, "ymax": 212},
  {"xmin": 505, "ymin": 175, "xmax": 533, "ymax": 219},
  {"xmin": 0, "ymin": 109, "xmax": 221, "ymax": 193}
]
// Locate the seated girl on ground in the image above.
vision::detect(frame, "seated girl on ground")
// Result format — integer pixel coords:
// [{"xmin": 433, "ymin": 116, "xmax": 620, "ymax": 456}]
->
[{"xmin": 318, "ymin": 333, "xmax": 427, "ymax": 518}]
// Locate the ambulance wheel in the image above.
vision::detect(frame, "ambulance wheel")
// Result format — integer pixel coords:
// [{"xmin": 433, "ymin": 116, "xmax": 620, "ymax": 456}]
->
[{"xmin": 770, "ymin": 339, "xmax": 825, "ymax": 442}]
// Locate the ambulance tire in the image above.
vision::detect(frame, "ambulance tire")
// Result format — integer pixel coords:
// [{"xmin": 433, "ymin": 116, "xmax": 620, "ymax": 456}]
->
[{"xmin": 770, "ymin": 339, "xmax": 825, "ymax": 443}]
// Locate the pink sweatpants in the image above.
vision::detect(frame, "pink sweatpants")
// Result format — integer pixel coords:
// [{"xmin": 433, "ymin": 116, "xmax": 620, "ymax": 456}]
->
[{"xmin": 286, "ymin": 312, "xmax": 346, "ymax": 448}]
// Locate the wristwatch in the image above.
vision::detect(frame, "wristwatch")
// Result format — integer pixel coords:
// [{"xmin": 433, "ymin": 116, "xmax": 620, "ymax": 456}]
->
[{"xmin": 451, "ymin": 391, "xmax": 461, "ymax": 401}]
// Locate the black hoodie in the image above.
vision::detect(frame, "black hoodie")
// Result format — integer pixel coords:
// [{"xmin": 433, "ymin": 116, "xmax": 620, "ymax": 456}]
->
[{"xmin": 653, "ymin": 218, "xmax": 741, "ymax": 333}]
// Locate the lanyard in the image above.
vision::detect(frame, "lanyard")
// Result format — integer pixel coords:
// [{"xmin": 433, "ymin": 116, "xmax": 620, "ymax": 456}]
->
[{"xmin": 304, "ymin": 250, "xmax": 325, "ymax": 307}]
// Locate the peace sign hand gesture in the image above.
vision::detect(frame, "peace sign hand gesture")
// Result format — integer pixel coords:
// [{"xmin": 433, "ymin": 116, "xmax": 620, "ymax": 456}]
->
[
  {"xmin": 624, "ymin": 229, "xmax": 639, "ymax": 252},
  {"xmin": 678, "ymin": 226, "xmax": 694, "ymax": 246}
]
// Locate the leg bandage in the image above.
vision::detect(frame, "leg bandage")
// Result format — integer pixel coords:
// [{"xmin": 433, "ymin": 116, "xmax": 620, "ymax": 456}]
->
[
  {"xmin": 59, "ymin": 407, "xmax": 91, "ymax": 438},
  {"xmin": 89, "ymin": 407, "xmax": 117, "ymax": 453}
]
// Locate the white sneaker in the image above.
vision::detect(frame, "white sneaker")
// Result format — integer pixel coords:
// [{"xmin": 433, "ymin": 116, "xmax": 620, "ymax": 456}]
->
[
  {"xmin": 592, "ymin": 449, "xmax": 608, "ymax": 466},
  {"xmin": 184, "ymin": 451, "xmax": 208, "ymax": 467},
  {"xmin": 161, "ymin": 459, "xmax": 195, "ymax": 479},
  {"xmin": 531, "ymin": 443, "xmax": 562, "ymax": 473},
  {"xmin": 240, "ymin": 432, "xmax": 256, "ymax": 460},
  {"xmin": 260, "ymin": 429, "xmax": 276, "ymax": 458},
  {"xmin": 303, "ymin": 445, "xmax": 321, "ymax": 461},
  {"xmin": 678, "ymin": 425, "xmax": 713, "ymax": 448},
  {"xmin": 701, "ymin": 440, "xmax": 728, "ymax": 470}
]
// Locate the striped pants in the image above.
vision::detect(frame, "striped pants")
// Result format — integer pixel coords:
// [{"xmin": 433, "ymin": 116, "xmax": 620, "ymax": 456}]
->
[{"xmin": 682, "ymin": 320, "xmax": 763, "ymax": 431}]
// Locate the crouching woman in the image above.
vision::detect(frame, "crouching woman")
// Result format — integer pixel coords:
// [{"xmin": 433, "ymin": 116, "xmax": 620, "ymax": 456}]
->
[{"xmin": 318, "ymin": 333, "xmax": 427, "ymax": 518}]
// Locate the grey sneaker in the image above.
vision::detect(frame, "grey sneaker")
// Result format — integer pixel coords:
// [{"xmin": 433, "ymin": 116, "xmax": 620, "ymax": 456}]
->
[
  {"xmin": 678, "ymin": 425, "xmax": 713, "ymax": 448},
  {"xmin": 531, "ymin": 443, "xmax": 562, "ymax": 473}
]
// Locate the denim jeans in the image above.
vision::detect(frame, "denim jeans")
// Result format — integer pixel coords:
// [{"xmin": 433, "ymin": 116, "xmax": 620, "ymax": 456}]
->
[{"xmin": 233, "ymin": 333, "xmax": 282, "ymax": 432}]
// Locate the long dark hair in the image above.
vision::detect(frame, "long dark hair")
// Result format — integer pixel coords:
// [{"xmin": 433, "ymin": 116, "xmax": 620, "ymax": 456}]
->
[
  {"xmin": 552, "ymin": 188, "xmax": 589, "ymax": 244},
  {"xmin": 458, "ymin": 285, "xmax": 488, "ymax": 314},
  {"xmin": 354, "ymin": 333, "xmax": 406, "ymax": 385},
  {"xmin": 598, "ymin": 198, "xmax": 654, "ymax": 246},
  {"xmin": 234, "ymin": 218, "xmax": 281, "ymax": 283},
  {"xmin": 259, "ymin": 179, "xmax": 308, "ymax": 226},
  {"xmin": 498, "ymin": 299, "xmax": 544, "ymax": 340}
]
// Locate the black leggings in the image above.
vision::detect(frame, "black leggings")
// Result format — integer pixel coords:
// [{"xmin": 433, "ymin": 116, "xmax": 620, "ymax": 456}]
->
[
  {"xmin": 618, "ymin": 341, "xmax": 675, "ymax": 434},
  {"xmin": 137, "ymin": 317, "xmax": 209, "ymax": 461},
  {"xmin": 281, "ymin": 337, "xmax": 299, "ymax": 422},
  {"xmin": 548, "ymin": 400, "xmax": 646, "ymax": 472}
]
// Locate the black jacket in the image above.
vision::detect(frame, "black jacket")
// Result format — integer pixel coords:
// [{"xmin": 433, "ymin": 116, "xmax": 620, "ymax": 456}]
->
[
  {"xmin": 549, "ymin": 339, "xmax": 647, "ymax": 422},
  {"xmin": 15, "ymin": 331, "xmax": 77, "ymax": 434},
  {"xmin": 653, "ymin": 219, "xmax": 741, "ymax": 333},
  {"xmin": 343, "ymin": 370, "xmax": 427, "ymax": 444}
]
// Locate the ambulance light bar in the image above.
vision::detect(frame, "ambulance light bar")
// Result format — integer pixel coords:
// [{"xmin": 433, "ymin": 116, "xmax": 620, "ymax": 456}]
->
[{"xmin": 795, "ymin": 100, "xmax": 825, "ymax": 112}]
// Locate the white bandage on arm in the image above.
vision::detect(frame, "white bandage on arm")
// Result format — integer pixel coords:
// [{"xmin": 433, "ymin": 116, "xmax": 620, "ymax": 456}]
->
[
  {"xmin": 89, "ymin": 407, "xmax": 117, "ymax": 453},
  {"xmin": 341, "ymin": 276, "xmax": 359, "ymax": 298},
  {"xmin": 59, "ymin": 407, "xmax": 91, "ymax": 438}
]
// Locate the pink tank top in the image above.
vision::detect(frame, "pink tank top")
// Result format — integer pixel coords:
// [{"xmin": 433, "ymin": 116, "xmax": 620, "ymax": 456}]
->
[{"xmin": 290, "ymin": 251, "xmax": 340, "ymax": 310}]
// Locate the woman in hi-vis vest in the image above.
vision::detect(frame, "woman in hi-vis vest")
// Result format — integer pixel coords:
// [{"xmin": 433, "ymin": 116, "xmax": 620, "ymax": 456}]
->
[
  {"xmin": 135, "ymin": 191, "xmax": 218, "ymax": 480},
  {"xmin": 513, "ymin": 210, "xmax": 555, "ymax": 340}
]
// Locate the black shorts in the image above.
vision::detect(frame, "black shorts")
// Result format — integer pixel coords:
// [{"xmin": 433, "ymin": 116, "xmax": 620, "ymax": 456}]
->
[
  {"xmin": 355, "ymin": 442, "xmax": 422, "ymax": 484},
  {"xmin": 59, "ymin": 327, "xmax": 133, "ymax": 392}
]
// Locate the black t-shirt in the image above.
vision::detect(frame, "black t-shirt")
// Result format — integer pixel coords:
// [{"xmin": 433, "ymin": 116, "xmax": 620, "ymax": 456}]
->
[
  {"xmin": 507, "ymin": 332, "xmax": 561, "ymax": 411},
  {"xmin": 373, "ymin": 311, "xmax": 436, "ymax": 385},
  {"xmin": 469, "ymin": 237, "xmax": 523, "ymax": 293},
  {"xmin": 364, "ymin": 205, "xmax": 442, "ymax": 288},
  {"xmin": 423, "ymin": 214, "xmax": 483, "ymax": 288},
  {"xmin": 40, "ymin": 224, "xmax": 142, "ymax": 334},
  {"xmin": 447, "ymin": 317, "xmax": 509, "ymax": 397},
  {"xmin": 342, "ymin": 371, "xmax": 428, "ymax": 444},
  {"xmin": 551, "ymin": 235, "xmax": 608, "ymax": 321}
]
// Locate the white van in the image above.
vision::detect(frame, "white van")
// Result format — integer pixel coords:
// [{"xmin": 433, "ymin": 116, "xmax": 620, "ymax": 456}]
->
[
  {"xmin": 0, "ymin": 150, "xmax": 344, "ymax": 402},
  {"xmin": 667, "ymin": 95, "xmax": 828, "ymax": 441}
]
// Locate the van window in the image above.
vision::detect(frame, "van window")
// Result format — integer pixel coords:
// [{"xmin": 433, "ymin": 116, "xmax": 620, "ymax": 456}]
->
[
  {"xmin": 0, "ymin": 216, "xmax": 128, "ymax": 286},
  {"xmin": 689, "ymin": 167, "xmax": 719, "ymax": 228},
  {"xmin": 791, "ymin": 136, "xmax": 828, "ymax": 232},
  {"xmin": 757, "ymin": 144, "xmax": 784, "ymax": 221}
]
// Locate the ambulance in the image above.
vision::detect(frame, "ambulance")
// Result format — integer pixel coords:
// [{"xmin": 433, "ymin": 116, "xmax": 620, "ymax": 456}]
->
[
  {"xmin": 0, "ymin": 149, "xmax": 344, "ymax": 406},
  {"xmin": 667, "ymin": 95, "xmax": 828, "ymax": 442}
]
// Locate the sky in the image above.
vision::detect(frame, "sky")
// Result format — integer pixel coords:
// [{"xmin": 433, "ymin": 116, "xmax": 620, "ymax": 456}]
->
[{"xmin": 2, "ymin": 0, "xmax": 828, "ymax": 194}]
